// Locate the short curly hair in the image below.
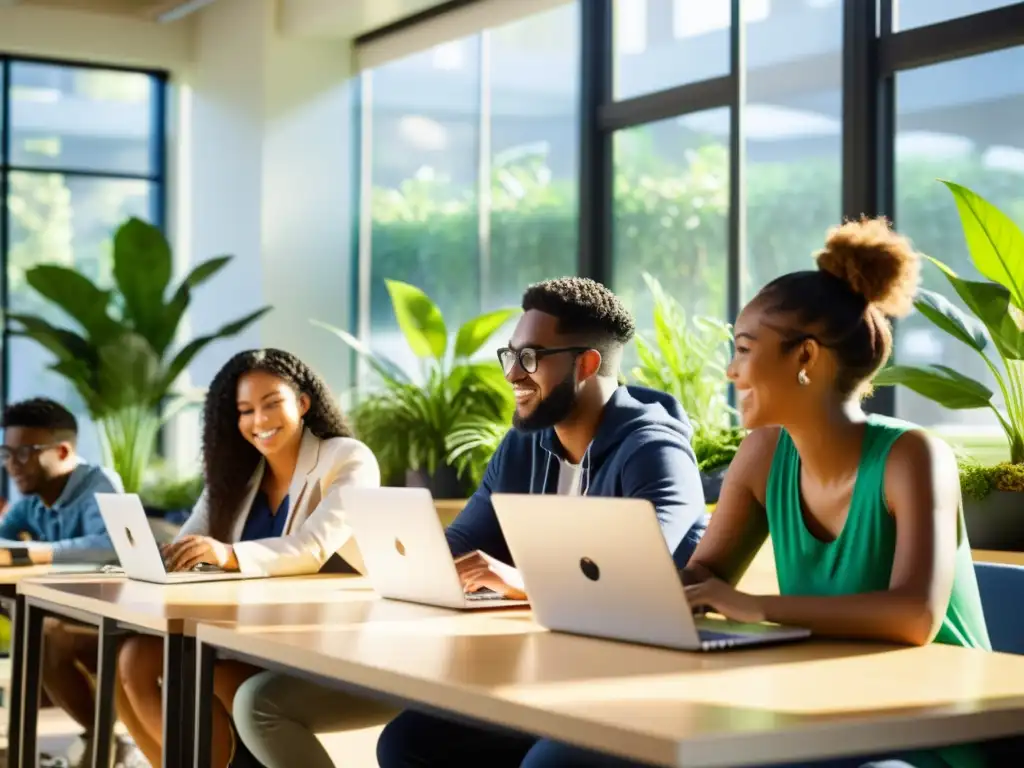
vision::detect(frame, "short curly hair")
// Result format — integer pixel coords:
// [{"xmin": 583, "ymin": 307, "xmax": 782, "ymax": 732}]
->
[
  {"xmin": 201, "ymin": 348, "xmax": 352, "ymax": 541},
  {"xmin": 522, "ymin": 277, "xmax": 635, "ymax": 376},
  {"xmin": 1, "ymin": 398, "xmax": 78, "ymax": 441}
]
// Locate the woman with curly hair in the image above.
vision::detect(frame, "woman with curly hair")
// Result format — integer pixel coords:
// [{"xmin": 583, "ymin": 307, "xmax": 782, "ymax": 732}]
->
[{"xmin": 115, "ymin": 348, "xmax": 380, "ymax": 768}]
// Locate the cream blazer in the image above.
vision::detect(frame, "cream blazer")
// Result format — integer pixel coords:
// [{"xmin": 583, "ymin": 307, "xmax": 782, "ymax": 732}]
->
[{"xmin": 176, "ymin": 428, "xmax": 380, "ymax": 577}]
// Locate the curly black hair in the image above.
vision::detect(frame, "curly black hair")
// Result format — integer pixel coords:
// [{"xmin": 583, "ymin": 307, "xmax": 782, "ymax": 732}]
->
[
  {"xmin": 201, "ymin": 348, "xmax": 352, "ymax": 541},
  {"xmin": 1, "ymin": 398, "xmax": 78, "ymax": 441},
  {"xmin": 522, "ymin": 276, "xmax": 636, "ymax": 375}
]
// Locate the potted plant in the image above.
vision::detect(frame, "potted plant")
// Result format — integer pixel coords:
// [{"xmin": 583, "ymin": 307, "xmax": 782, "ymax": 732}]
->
[
  {"xmin": 315, "ymin": 279, "xmax": 517, "ymax": 497},
  {"xmin": 5, "ymin": 217, "xmax": 270, "ymax": 493},
  {"xmin": 630, "ymin": 273, "xmax": 745, "ymax": 502},
  {"xmin": 873, "ymin": 181, "xmax": 1024, "ymax": 550}
]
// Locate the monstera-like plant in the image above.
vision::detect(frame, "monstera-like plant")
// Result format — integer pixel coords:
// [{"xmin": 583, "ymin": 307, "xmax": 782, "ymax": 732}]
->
[
  {"xmin": 6, "ymin": 217, "xmax": 271, "ymax": 493},
  {"xmin": 315, "ymin": 280, "xmax": 516, "ymax": 496}
]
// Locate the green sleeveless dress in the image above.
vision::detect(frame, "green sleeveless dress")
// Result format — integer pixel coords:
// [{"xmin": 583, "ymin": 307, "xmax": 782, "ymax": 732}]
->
[{"xmin": 765, "ymin": 415, "xmax": 991, "ymax": 768}]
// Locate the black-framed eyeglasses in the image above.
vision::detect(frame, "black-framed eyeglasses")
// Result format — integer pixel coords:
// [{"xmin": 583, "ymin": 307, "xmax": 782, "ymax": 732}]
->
[
  {"xmin": 497, "ymin": 346, "xmax": 590, "ymax": 375},
  {"xmin": 0, "ymin": 443, "xmax": 60, "ymax": 465}
]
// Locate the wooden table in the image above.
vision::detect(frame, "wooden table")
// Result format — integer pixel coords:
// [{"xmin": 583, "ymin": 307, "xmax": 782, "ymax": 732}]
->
[
  {"xmin": 12, "ymin": 573, "xmax": 369, "ymax": 768},
  {"xmin": 197, "ymin": 608, "xmax": 1024, "ymax": 768}
]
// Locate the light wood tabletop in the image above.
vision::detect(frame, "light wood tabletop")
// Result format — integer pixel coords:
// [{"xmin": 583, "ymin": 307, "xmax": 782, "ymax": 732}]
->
[
  {"xmin": 16, "ymin": 573, "xmax": 375, "ymax": 634},
  {"xmin": 198, "ymin": 610, "xmax": 1024, "ymax": 768},
  {"xmin": 0, "ymin": 563, "xmax": 104, "ymax": 587}
]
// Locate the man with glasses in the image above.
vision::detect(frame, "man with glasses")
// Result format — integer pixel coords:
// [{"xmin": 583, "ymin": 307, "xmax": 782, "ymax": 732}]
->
[
  {"xmin": 229, "ymin": 277, "xmax": 709, "ymax": 768},
  {"xmin": 0, "ymin": 397, "xmax": 133, "ymax": 768}
]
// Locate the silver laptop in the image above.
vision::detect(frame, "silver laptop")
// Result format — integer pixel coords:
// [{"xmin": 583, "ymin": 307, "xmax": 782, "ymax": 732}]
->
[
  {"xmin": 96, "ymin": 493, "xmax": 255, "ymax": 584},
  {"xmin": 491, "ymin": 494, "xmax": 811, "ymax": 651},
  {"xmin": 340, "ymin": 486, "xmax": 527, "ymax": 610}
]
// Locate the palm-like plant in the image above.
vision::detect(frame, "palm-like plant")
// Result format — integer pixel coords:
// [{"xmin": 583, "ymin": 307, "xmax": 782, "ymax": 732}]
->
[
  {"xmin": 5, "ymin": 217, "xmax": 271, "ymax": 492},
  {"xmin": 315, "ymin": 280, "xmax": 517, "ymax": 493},
  {"xmin": 630, "ymin": 272, "xmax": 744, "ymax": 474}
]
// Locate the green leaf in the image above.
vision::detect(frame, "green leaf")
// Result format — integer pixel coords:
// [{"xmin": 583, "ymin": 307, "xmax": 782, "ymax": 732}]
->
[
  {"xmin": 929, "ymin": 259, "xmax": 1024, "ymax": 361},
  {"xmin": 310, "ymin": 319, "xmax": 411, "ymax": 385},
  {"xmin": 872, "ymin": 364, "xmax": 994, "ymax": 410},
  {"xmin": 96, "ymin": 333, "xmax": 163, "ymax": 412},
  {"xmin": 112, "ymin": 218, "xmax": 173, "ymax": 344},
  {"xmin": 153, "ymin": 256, "xmax": 233, "ymax": 355},
  {"xmin": 913, "ymin": 287, "xmax": 988, "ymax": 354},
  {"xmin": 25, "ymin": 265, "xmax": 121, "ymax": 343},
  {"xmin": 454, "ymin": 307, "xmax": 519, "ymax": 359},
  {"xmin": 941, "ymin": 180, "xmax": 1024, "ymax": 308},
  {"xmin": 161, "ymin": 306, "xmax": 271, "ymax": 391},
  {"xmin": 5, "ymin": 313, "xmax": 95, "ymax": 365},
  {"xmin": 385, "ymin": 279, "xmax": 447, "ymax": 361}
]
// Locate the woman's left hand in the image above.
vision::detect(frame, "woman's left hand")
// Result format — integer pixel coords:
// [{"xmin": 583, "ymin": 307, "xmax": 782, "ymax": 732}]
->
[
  {"xmin": 684, "ymin": 577, "xmax": 766, "ymax": 624},
  {"xmin": 162, "ymin": 535, "xmax": 236, "ymax": 572}
]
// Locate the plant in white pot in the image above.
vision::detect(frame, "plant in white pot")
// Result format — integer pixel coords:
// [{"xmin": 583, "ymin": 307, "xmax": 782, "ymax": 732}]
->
[{"xmin": 873, "ymin": 181, "xmax": 1024, "ymax": 550}]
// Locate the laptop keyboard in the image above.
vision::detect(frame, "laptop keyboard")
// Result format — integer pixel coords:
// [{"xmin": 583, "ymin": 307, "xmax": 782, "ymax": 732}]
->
[{"xmin": 465, "ymin": 589, "xmax": 506, "ymax": 602}]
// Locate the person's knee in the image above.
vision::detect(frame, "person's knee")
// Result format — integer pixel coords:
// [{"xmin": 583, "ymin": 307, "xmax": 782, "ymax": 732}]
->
[
  {"xmin": 118, "ymin": 635, "xmax": 161, "ymax": 697},
  {"xmin": 232, "ymin": 671, "xmax": 285, "ymax": 732},
  {"xmin": 376, "ymin": 711, "xmax": 424, "ymax": 768}
]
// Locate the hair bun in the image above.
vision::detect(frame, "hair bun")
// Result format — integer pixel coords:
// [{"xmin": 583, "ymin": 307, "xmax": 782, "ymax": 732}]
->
[{"xmin": 815, "ymin": 216, "xmax": 920, "ymax": 318}]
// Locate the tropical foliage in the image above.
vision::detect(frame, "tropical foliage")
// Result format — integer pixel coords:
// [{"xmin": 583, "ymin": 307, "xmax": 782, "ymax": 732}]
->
[
  {"xmin": 315, "ymin": 280, "xmax": 517, "ymax": 491},
  {"xmin": 873, "ymin": 181, "xmax": 1024, "ymax": 496},
  {"xmin": 5, "ymin": 217, "xmax": 270, "ymax": 493}
]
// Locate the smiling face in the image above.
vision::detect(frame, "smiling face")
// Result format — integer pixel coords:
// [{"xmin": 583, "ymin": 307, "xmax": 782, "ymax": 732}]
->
[
  {"xmin": 236, "ymin": 370, "xmax": 310, "ymax": 457},
  {"xmin": 2, "ymin": 426, "xmax": 70, "ymax": 494},
  {"xmin": 500, "ymin": 309, "xmax": 601, "ymax": 432},
  {"xmin": 727, "ymin": 299, "xmax": 830, "ymax": 429}
]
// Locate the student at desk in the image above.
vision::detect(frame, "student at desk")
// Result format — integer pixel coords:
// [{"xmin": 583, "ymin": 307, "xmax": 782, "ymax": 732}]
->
[
  {"xmin": 0, "ymin": 398, "xmax": 130, "ymax": 767},
  {"xmin": 511, "ymin": 220, "xmax": 999, "ymax": 768},
  {"xmin": 236, "ymin": 277, "xmax": 707, "ymax": 768},
  {"xmin": 115, "ymin": 348, "xmax": 381, "ymax": 768}
]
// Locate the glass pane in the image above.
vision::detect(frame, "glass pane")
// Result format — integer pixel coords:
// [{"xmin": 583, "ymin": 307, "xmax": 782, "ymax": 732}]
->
[
  {"xmin": 10, "ymin": 62, "xmax": 156, "ymax": 175},
  {"xmin": 893, "ymin": 0, "xmax": 1015, "ymax": 31},
  {"xmin": 893, "ymin": 47, "xmax": 1024, "ymax": 451},
  {"xmin": 743, "ymin": 0, "xmax": 842, "ymax": 299},
  {"xmin": 613, "ymin": 0, "xmax": 737, "ymax": 100},
  {"xmin": 612, "ymin": 108, "xmax": 730, "ymax": 322},
  {"xmin": 367, "ymin": 36, "xmax": 482, "ymax": 373},
  {"xmin": 487, "ymin": 2, "xmax": 580, "ymax": 327},
  {"xmin": 6, "ymin": 173, "xmax": 154, "ymax": 469}
]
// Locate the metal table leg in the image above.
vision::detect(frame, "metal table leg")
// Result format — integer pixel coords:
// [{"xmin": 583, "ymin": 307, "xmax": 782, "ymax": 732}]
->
[
  {"xmin": 5, "ymin": 595, "xmax": 24, "ymax": 768},
  {"xmin": 17, "ymin": 600, "xmax": 44, "ymax": 768},
  {"xmin": 193, "ymin": 640, "xmax": 215, "ymax": 768},
  {"xmin": 91, "ymin": 618, "xmax": 119, "ymax": 768}
]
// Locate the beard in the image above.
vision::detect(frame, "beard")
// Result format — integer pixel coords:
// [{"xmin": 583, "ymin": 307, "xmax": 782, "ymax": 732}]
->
[{"xmin": 512, "ymin": 371, "xmax": 578, "ymax": 432}]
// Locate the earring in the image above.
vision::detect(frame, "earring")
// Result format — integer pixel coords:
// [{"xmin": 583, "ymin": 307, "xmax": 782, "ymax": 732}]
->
[{"xmin": 798, "ymin": 369, "xmax": 810, "ymax": 386}]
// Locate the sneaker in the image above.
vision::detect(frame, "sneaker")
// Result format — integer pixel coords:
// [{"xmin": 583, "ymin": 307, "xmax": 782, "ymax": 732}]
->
[
  {"xmin": 113, "ymin": 734, "xmax": 150, "ymax": 768},
  {"xmin": 39, "ymin": 755, "xmax": 70, "ymax": 768}
]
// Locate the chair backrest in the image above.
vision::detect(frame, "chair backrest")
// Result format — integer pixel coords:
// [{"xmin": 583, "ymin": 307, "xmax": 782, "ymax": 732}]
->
[{"xmin": 975, "ymin": 562, "xmax": 1024, "ymax": 654}]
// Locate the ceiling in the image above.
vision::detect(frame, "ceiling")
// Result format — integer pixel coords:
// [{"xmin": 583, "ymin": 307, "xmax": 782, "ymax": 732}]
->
[{"xmin": 0, "ymin": 0, "xmax": 214, "ymax": 22}]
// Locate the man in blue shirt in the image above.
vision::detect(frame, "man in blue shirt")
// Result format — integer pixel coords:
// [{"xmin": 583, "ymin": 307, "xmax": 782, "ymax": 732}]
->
[
  {"xmin": 0, "ymin": 397, "xmax": 121, "ymax": 565},
  {"xmin": 0, "ymin": 397, "xmax": 132, "ymax": 767}
]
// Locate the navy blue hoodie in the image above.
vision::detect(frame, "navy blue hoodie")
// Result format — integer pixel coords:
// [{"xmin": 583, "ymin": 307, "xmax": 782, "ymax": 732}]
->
[{"xmin": 445, "ymin": 385, "xmax": 708, "ymax": 568}]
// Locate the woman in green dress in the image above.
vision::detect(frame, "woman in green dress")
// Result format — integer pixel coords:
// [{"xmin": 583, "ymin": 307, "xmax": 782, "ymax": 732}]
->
[{"xmin": 521, "ymin": 216, "xmax": 1008, "ymax": 768}]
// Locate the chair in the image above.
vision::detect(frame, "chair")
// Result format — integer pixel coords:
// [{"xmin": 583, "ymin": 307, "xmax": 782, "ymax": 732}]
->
[{"xmin": 975, "ymin": 562, "xmax": 1024, "ymax": 655}]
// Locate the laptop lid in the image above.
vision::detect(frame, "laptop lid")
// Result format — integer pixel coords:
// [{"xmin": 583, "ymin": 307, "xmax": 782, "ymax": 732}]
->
[
  {"xmin": 95, "ymin": 493, "xmax": 167, "ymax": 582},
  {"xmin": 491, "ymin": 493, "xmax": 704, "ymax": 649},
  {"xmin": 339, "ymin": 486, "xmax": 469, "ymax": 609}
]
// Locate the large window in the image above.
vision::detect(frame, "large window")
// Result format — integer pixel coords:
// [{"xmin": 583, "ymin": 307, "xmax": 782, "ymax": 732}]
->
[
  {"xmin": 1, "ymin": 58, "xmax": 166, "ymax": 475},
  {"xmin": 893, "ymin": 46, "xmax": 1024, "ymax": 439},
  {"xmin": 361, "ymin": 3, "xmax": 580, "ymax": 372}
]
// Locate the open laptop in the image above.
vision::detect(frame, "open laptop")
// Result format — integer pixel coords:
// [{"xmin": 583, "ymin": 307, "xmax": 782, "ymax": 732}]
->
[
  {"xmin": 491, "ymin": 493, "xmax": 811, "ymax": 651},
  {"xmin": 339, "ymin": 486, "xmax": 527, "ymax": 610},
  {"xmin": 96, "ymin": 493, "xmax": 256, "ymax": 584}
]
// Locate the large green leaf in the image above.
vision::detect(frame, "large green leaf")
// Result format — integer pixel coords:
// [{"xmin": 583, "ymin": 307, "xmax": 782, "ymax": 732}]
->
[
  {"xmin": 385, "ymin": 279, "xmax": 448, "ymax": 361},
  {"xmin": 941, "ymin": 180, "xmax": 1024, "ymax": 308},
  {"xmin": 152, "ymin": 256, "xmax": 233, "ymax": 355},
  {"xmin": 310, "ymin": 319, "xmax": 411, "ymax": 385},
  {"xmin": 96, "ymin": 333, "xmax": 163, "ymax": 412},
  {"xmin": 454, "ymin": 307, "xmax": 519, "ymax": 359},
  {"xmin": 5, "ymin": 313, "xmax": 95, "ymax": 365},
  {"xmin": 25, "ymin": 265, "xmax": 121, "ymax": 343},
  {"xmin": 913, "ymin": 287, "xmax": 988, "ymax": 354},
  {"xmin": 928, "ymin": 258, "xmax": 1024, "ymax": 361},
  {"xmin": 872, "ymin": 364, "xmax": 993, "ymax": 410},
  {"xmin": 161, "ymin": 306, "xmax": 271, "ymax": 391},
  {"xmin": 112, "ymin": 218, "xmax": 173, "ymax": 344}
]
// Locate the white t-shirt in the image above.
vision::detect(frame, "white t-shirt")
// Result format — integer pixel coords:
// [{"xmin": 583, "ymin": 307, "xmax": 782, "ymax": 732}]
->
[{"xmin": 557, "ymin": 459, "xmax": 584, "ymax": 496}]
